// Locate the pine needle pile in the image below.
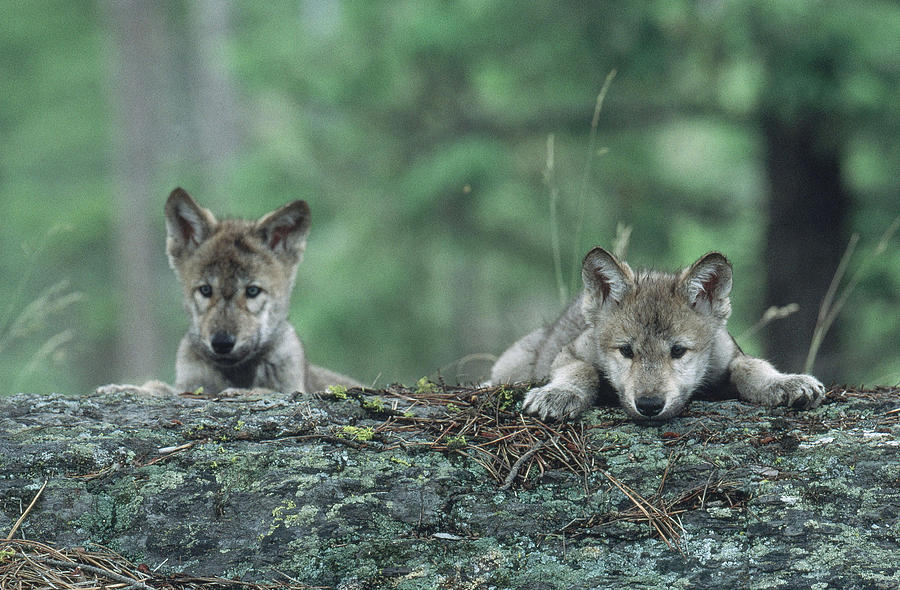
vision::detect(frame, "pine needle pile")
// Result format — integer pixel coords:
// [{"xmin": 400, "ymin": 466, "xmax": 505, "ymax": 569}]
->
[
  {"xmin": 365, "ymin": 384, "xmax": 623, "ymax": 489},
  {"xmin": 0, "ymin": 539, "xmax": 322, "ymax": 590}
]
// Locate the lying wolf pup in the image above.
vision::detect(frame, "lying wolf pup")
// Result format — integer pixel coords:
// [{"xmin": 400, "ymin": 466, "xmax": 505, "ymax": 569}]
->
[
  {"xmin": 102, "ymin": 188, "xmax": 359, "ymax": 396},
  {"xmin": 490, "ymin": 247, "xmax": 825, "ymax": 421}
]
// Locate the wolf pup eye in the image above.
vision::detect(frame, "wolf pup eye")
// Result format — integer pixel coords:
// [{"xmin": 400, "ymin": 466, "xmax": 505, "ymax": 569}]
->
[
  {"xmin": 198, "ymin": 284, "xmax": 213, "ymax": 298},
  {"xmin": 245, "ymin": 285, "xmax": 261, "ymax": 298},
  {"xmin": 670, "ymin": 344, "xmax": 687, "ymax": 359},
  {"xmin": 619, "ymin": 344, "xmax": 634, "ymax": 359}
]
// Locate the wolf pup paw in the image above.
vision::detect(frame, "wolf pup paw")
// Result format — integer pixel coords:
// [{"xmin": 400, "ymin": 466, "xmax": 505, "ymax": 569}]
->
[
  {"xmin": 767, "ymin": 374, "xmax": 826, "ymax": 409},
  {"xmin": 96, "ymin": 384, "xmax": 135, "ymax": 396},
  {"xmin": 217, "ymin": 387, "xmax": 278, "ymax": 398},
  {"xmin": 95, "ymin": 380, "xmax": 176, "ymax": 396},
  {"xmin": 522, "ymin": 384, "xmax": 591, "ymax": 421}
]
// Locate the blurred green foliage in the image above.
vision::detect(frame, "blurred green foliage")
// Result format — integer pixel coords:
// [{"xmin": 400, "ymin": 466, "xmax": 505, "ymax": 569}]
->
[{"xmin": 1, "ymin": 0, "xmax": 897, "ymax": 394}]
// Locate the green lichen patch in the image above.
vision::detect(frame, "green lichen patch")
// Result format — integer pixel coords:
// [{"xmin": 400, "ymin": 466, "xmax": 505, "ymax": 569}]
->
[
  {"xmin": 415, "ymin": 377, "xmax": 439, "ymax": 395},
  {"xmin": 361, "ymin": 396, "xmax": 385, "ymax": 413},
  {"xmin": 327, "ymin": 384, "xmax": 348, "ymax": 399},
  {"xmin": 339, "ymin": 425, "xmax": 376, "ymax": 441}
]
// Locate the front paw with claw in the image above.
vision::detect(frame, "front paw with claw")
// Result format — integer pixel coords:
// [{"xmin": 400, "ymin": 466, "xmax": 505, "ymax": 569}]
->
[
  {"xmin": 522, "ymin": 384, "xmax": 592, "ymax": 421},
  {"xmin": 766, "ymin": 374, "xmax": 826, "ymax": 409}
]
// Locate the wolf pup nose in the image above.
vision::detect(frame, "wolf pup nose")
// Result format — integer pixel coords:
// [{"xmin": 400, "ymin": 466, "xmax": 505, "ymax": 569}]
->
[
  {"xmin": 210, "ymin": 331, "xmax": 236, "ymax": 355},
  {"xmin": 490, "ymin": 246, "xmax": 826, "ymax": 422},
  {"xmin": 164, "ymin": 188, "xmax": 361, "ymax": 395},
  {"xmin": 635, "ymin": 395, "xmax": 665, "ymax": 418}
]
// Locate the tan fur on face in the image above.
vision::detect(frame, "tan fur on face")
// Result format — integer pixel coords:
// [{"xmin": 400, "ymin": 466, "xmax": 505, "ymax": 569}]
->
[{"xmin": 171, "ymin": 221, "xmax": 294, "ymax": 361}]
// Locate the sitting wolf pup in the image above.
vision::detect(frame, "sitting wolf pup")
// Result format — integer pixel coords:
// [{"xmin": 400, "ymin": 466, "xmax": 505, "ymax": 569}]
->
[
  {"xmin": 490, "ymin": 247, "xmax": 825, "ymax": 421},
  {"xmin": 163, "ymin": 188, "xmax": 360, "ymax": 394},
  {"xmin": 101, "ymin": 188, "xmax": 359, "ymax": 396}
]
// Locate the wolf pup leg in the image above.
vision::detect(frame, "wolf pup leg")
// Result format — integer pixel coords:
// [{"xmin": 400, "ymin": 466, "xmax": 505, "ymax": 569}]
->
[
  {"xmin": 521, "ymin": 332, "xmax": 601, "ymax": 420},
  {"xmin": 728, "ymin": 354, "xmax": 825, "ymax": 409},
  {"xmin": 96, "ymin": 379, "xmax": 178, "ymax": 396}
]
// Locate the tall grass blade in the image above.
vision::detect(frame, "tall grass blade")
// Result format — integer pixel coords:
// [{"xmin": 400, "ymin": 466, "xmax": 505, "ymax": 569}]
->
[
  {"xmin": 0, "ymin": 226, "xmax": 71, "ymax": 337},
  {"xmin": 15, "ymin": 330, "xmax": 74, "ymax": 391},
  {"xmin": 804, "ymin": 216, "xmax": 899, "ymax": 374},
  {"xmin": 612, "ymin": 222, "xmax": 632, "ymax": 260},
  {"xmin": 569, "ymin": 70, "xmax": 616, "ymax": 296},
  {"xmin": 544, "ymin": 133, "xmax": 568, "ymax": 305},
  {"xmin": 740, "ymin": 303, "xmax": 799, "ymax": 341}
]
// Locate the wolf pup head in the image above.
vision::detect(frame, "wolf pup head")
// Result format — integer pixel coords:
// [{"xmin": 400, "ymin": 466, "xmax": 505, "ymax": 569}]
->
[
  {"xmin": 581, "ymin": 247, "xmax": 733, "ymax": 420},
  {"xmin": 164, "ymin": 188, "xmax": 310, "ymax": 369}
]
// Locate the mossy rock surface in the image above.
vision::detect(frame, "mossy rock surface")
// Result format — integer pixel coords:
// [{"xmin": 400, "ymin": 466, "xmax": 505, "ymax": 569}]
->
[{"xmin": 1, "ymin": 385, "xmax": 898, "ymax": 588}]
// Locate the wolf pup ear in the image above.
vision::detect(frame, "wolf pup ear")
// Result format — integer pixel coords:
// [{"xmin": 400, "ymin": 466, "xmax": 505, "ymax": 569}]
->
[
  {"xmin": 582, "ymin": 247, "xmax": 632, "ymax": 305},
  {"xmin": 255, "ymin": 200, "xmax": 311, "ymax": 261},
  {"xmin": 165, "ymin": 188, "xmax": 217, "ymax": 260},
  {"xmin": 682, "ymin": 252, "xmax": 733, "ymax": 318}
]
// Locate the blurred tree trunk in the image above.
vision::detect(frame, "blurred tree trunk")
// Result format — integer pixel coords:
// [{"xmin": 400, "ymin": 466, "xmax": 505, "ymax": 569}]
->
[
  {"xmin": 189, "ymin": 0, "xmax": 241, "ymax": 191},
  {"xmin": 107, "ymin": 0, "xmax": 169, "ymax": 381},
  {"xmin": 105, "ymin": 1, "xmax": 240, "ymax": 383},
  {"xmin": 761, "ymin": 115, "xmax": 849, "ymax": 379}
]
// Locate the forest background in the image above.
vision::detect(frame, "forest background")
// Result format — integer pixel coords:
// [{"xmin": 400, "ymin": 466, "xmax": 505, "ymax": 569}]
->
[{"xmin": 1, "ymin": 0, "xmax": 897, "ymax": 396}]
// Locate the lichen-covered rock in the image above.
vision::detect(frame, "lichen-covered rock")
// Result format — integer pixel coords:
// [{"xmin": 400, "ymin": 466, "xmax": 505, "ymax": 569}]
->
[{"xmin": 0, "ymin": 385, "xmax": 898, "ymax": 588}]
